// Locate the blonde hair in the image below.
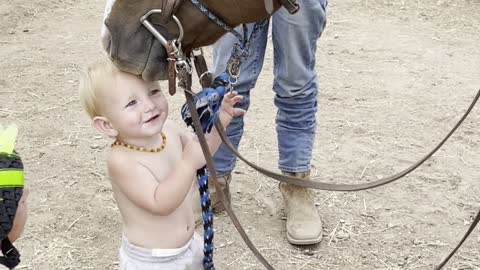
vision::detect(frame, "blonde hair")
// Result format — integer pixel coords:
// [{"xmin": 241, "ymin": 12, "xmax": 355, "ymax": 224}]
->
[{"xmin": 78, "ymin": 59, "xmax": 120, "ymax": 118}]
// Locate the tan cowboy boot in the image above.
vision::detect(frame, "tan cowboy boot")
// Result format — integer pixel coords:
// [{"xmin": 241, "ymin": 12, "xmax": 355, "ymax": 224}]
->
[
  {"xmin": 209, "ymin": 174, "xmax": 232, "ymax": 213},
  {"xmin": 279, "ymin": 171, "xmax": 322, "ymax": 245}
]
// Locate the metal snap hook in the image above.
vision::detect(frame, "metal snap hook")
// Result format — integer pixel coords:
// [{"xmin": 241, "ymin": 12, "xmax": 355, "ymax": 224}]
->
[
  {"xmin": 140, "ymin": 9, "xmax": 184, "ymax": 49},
  {"xmin": 175, "ymin": 59, "xmax": 193, "ymax": 74},
  {"xmin": 228, "ymin": 75, "xmax": 239, "ymax": 85}
]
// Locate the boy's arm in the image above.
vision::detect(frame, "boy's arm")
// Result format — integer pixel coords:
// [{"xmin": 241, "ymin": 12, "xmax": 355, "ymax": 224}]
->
[{"xmin": 108, "ymin": 153, "xmax": 196, "ymax": 216}]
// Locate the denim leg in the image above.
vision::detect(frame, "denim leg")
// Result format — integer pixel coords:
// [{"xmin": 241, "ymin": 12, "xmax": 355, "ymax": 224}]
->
[
  {"xmin": 211, "ymin": 23, "xmax": 270, "ymax": 176},
  {"xmin": 272, "ymin": 0, "xmax": 328, "ymax": 172}
]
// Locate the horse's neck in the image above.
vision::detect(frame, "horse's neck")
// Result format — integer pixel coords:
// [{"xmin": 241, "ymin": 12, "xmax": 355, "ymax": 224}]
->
[{"xmin": 200, "ymin": 0, "xmax": 279, "ymax": 26}]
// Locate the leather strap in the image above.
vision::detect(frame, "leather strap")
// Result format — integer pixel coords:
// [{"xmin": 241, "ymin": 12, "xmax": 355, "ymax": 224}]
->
[
  {"xmin": 212, "ymin": 87, "xmax": 480, "ymax": 269},
  {"xmin": 177, "ymin": 30, "xmax": 480, "ymax": 270},
  {"xmin": 214, "ymin": 89, "xmax": 480, "ymax": 191},
  {"xmin": 166, "ymin": 41, "xmax": 177, "ymax": 96},
  {"xmin": 189, "ymin": 53, "xmax": 480, "ymax": 268},
  {"xmin": 435, "ymin": 208, "xmax": 480, "ymax": 269},
  {"xmin": 192, "ymin": 50, "xmax": 213, "ymax": 88}
]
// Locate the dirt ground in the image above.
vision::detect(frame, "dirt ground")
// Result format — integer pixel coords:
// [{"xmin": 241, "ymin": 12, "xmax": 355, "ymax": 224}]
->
[{"xmin": 1, "ymin": 0, "xmax": 479, "ymax": 269}]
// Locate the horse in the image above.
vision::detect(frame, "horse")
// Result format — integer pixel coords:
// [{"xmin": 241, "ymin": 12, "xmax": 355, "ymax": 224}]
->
[{"xmin": 101, "ymin": 0, "xmax": 293, "ymax": 81}]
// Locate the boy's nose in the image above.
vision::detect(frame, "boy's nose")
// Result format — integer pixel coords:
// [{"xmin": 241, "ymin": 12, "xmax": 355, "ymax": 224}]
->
[{"xmin": 143, "ymin": 98, "xmax": 155, "ymax": 112}]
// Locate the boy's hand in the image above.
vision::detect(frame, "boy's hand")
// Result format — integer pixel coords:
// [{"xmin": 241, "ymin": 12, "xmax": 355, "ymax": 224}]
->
[
  {"xmin": 183, "ymin": 91, "xmax": 245, "ymax": 170},
  {"xmin": 220, "ymin": 91, "xmax": 246, "ymax": 119}
]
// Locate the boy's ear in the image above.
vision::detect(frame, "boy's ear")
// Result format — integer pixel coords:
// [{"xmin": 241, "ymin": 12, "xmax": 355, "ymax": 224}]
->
[{"xmin": 92, "ymin": 116, "xmax": 118, "ymax": 138}]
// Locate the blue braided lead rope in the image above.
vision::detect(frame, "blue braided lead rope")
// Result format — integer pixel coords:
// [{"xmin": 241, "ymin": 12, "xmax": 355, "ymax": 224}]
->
[
  {"xmin": 189, "ymin": 0, "xmax": 268, "ymax": 48},
  {"xmin": 190, "ymin": 0, "xmax": 244, "ymax": 41},
  {"xmin": 181, "ymin": 77, "xmax": 229, "ymax": 270},
  {"xmin": 197, "ymin": 171, "xmax": 214, "ymax": 269}
]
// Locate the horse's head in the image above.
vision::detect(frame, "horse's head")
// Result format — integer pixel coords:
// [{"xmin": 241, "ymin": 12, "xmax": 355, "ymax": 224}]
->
[{"xmin": 101, "ymin": 0, "xmax": 289, "ymax": 81}]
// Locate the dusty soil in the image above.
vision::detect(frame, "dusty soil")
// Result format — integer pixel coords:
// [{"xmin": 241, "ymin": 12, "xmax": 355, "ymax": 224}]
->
[{"xmin": 1, "ymin": 0, "xmax": 479, "ymax": 269}]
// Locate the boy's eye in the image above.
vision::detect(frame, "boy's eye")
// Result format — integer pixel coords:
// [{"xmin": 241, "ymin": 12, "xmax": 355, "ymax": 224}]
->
[
  {"xmin": 125, "ymin": 100, "xmax": 137, "ymax": 108},
  {"xmin": 149, "ymin": 89, "xmax": 160, "ymax": 95}
]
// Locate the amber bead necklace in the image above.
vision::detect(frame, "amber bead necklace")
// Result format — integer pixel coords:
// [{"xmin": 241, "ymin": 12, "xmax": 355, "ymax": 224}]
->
[{"xmin": 111, "ymin": 132, "xmax": 167, "ymax": 153}]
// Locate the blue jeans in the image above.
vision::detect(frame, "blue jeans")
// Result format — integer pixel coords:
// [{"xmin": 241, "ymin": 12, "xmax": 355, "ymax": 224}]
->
[{"xmin": 211, "ymin": 0, "xmax": 328, "ymax": 176}]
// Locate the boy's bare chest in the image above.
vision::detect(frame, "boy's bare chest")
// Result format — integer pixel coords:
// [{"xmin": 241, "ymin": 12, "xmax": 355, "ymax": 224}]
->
[{"xmin": 135, "ymin": 135, "xmax": 183, "ymax": 181}]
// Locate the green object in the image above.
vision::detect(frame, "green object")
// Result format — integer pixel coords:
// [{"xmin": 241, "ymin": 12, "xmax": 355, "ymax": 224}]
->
[
  {"xmin": 0, "ymin": 170, "xmax": 24, "ymax": 187},
  {"xmin": 0, "ymin": 124, "xmax": 23, "ymax": 268},
  {"xmin": 0, "ymin": 124, "xmax": 23, "ymax": 187}
]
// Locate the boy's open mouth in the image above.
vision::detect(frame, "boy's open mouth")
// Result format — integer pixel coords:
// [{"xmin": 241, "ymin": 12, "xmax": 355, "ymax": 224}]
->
[{"xmin": 145, "ymin": 114, "xmax": 159, "ymax": 123}]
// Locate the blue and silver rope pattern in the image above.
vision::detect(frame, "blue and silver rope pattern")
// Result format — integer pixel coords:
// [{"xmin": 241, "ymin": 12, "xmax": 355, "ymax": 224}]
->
[
  {"xmin": 190, "ymin": 0, "xmax": 244, "ymax": 41},
  {"xmin": 197, "ymin": 170, "xmax": 214, "ymax": 269},
  {"xmin": 181, "ymin": 80, "xmax": 228, "ymax": 270},
  {"xmin": 189, "ymin": 0, "xmax": 268, "ymax": 48}
]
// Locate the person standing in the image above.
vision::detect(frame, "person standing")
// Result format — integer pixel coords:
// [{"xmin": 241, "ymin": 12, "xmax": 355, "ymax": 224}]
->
[{"xmin": 208, "ymin": 0, "xmax": 328, "ymax": 245}]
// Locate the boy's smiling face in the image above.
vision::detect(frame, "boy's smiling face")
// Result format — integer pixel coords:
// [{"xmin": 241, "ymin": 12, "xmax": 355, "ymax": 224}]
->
[{"xmin": 94, "ymin": 72, "xmax": 168, "ymax": 141}]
